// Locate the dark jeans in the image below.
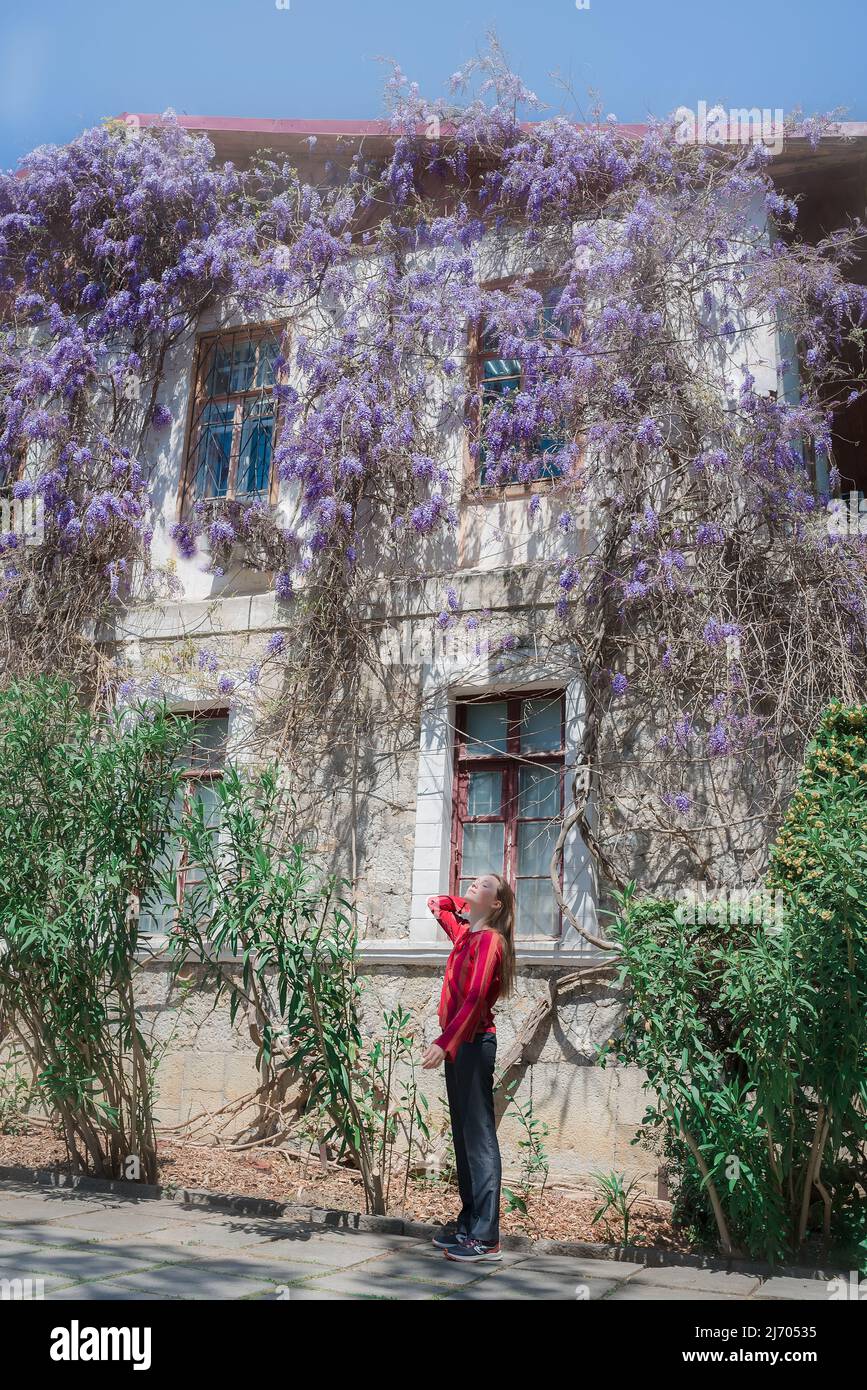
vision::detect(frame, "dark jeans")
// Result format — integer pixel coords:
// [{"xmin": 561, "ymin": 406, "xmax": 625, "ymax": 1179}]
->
[{"xmin": 444, "ymin": 1031, "xmax": 502, "ymax": 1244}]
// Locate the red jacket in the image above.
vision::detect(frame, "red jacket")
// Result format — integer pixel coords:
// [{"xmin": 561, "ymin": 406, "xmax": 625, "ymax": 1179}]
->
[{"xmin": 428, "ymin": 894, "xmax": 504, "ymax": 1063}]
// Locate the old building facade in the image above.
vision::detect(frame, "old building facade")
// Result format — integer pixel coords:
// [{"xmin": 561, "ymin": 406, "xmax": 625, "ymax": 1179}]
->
[{"xmin": 108, "ymin": 115, "xmax": 867, "ymax": 1189}]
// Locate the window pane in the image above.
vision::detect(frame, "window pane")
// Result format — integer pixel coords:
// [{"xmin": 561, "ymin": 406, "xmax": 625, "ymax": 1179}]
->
[
  {"xmin": 203, "ymin": 341, "xmax": 232, "ymax": 397},
  {"xmin": 195, "ymin": 403, "xmax": 234, "ymax": 498},
  {"xmin": 189, "ymin": 778, "xmax": 221, "ymax": 828},
  {"xmin": 517, "ymin": 820, "xmax": 556, "ymax": 877},
  {"xmin": 464, "ymin": 702, "xmax": 508, "ymax": 755},
  {"xmin": 181, "ymin": 716, "xmax": 228, "ymax": 771},
  {"xmin": 518, "ymin": 766, "xmax": 560, "ymax": 819},
  {"xmin": 139, "ymin": 787, "xmax": 185, "ymax": 934},
  {"xmin": 228, "ymin": 338, "xmax": 257, "ymax": 393},
  {"xmin": 520, "ymin": 698, "xmax": 561, "ymax": 752},
  {"xmin": 255, "ymin": 335, "xmax": 280, "ymax": 388},
  {"xmin": 183, "ymin": 779, "xmax": 222, "ymax": 889},
  {"xmin": 461, "ymin": 821, "xmax": 505, "ymax": 879},
  {"xmin": 515, "ymin": 878, "xmax": 558, "ymax": 937},
  {"xmin": 467, "ymin": 769, "xmax": 502, "ymax": 818},
  {"xmin": 483, "ymin": 357, "xmax": 521, "ymax": 399},
  {"xmin": 138, "ymin": 891, "xmax": 177, "ymax": 936},
  {"xmin": 237, "ymin": 399, "xmax": 274, "ymax": 496}
]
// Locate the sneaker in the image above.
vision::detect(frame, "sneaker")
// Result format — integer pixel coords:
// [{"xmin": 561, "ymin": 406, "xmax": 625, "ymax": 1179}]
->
[
  {"xmin": 443, "ymin": 1238, "xmax": 502, "ymax": 1262},
  {"xmin": 431, "ymin": 1222, "xmax": 468, "ymax": 1250}
]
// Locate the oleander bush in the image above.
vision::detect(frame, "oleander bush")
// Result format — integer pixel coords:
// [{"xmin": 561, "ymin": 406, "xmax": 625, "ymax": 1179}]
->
[
  {"xmin": 604, "ymin": 703, "xmax": 867, "ymax": 1266},
  {"xmin": 0, "ymin": 678, "xmax": 186, "ymax": 1181}
]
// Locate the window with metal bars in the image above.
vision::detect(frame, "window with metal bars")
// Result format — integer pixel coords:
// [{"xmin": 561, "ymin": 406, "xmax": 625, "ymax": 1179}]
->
[
  {"xmin": 451, "ymin": 691, "xmax": 565, "ymax": 938},
  {"xmin": 469, "ymin": 283, "xmax": 569, "ymax": 489},
  {"xmin": 138, "ymin": 712, "xmax": 228, "ymax": 935},
  {"xmin": 182, "ymin": 326, "xmax": 282, "ymax": 506}
]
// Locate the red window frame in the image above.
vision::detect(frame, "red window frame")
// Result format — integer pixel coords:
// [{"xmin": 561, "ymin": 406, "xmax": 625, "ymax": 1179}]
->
[{"xmin": 451, "ymin": 691, "xmax": 566, "ymax": 938}]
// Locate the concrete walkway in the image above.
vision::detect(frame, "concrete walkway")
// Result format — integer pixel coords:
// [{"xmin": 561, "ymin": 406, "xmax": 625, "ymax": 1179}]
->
[{"xmin": 0, "ymin": 1182, "xmax": 832, "ymax": 1301}]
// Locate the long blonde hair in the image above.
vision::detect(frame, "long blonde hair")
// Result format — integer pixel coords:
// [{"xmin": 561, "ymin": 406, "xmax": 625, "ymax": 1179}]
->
[{"xmin": 486, "ymin": 874, "xmax": 517, "ymax": 998}]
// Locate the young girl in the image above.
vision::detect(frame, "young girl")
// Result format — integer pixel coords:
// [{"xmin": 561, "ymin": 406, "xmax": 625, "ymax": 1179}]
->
[{"xmin": 421, "ymin": 873, "xmax": 516, "ymax": 1262}]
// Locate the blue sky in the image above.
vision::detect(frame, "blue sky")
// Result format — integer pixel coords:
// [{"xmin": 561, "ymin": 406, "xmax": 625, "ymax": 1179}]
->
[{"xmin": 1, "ymin": 0, "xmax": 865, "ymax": 170}]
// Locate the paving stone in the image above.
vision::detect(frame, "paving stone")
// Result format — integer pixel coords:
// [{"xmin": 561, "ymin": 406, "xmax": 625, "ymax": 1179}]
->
[
  {"xmin": 46, "ymin": 1281, "xmax": 174, "ymax": 1301},
  {"xmin": 103, "ymin": 1262, "xmax": 281, "ymax": 1300},
  {"xmin": 39, "ymin": 1209, "xmax": 186, "ymax": 1238},
  {"xmin": 0, "ymin": 1239, "xmax": 61, "ymax": 1260},
  {"xmin": 131, "ymin": 1222, "xmax": 403, "ymax": 1271},
  {"xmin": 0, "ymin": 1200, "xmax": 105, "ymax": 1223},
  {"xmin": 444, "ymin": 1272, "xmax": 619, "ymax": 1300},
  {"xmin": 0, "ymin": 1222, "xmax": 101, "ymax": 1248},
  {"xmin": 0, "ymin": 1270, "xmax": 70, "ymax": 1296},
  {"xmin": 751, "ymin": 1276, "xmax": 835, "ymax": 1300},
  {"xmin": 354, "ymin": 1249, "xmax": 497, "ymax": 1286},
  {"xmin": 629, "ymin": 1265, "xmax": 761, "ymax": 1296},
  {"xmin": 75, "ymin": 1239, "xmax": 201, "ymax": 1266},
  {"xmin": 509, "ymin": 1254, "xmax": 642, "ymax": 1280},
  {"xmin": 0, "ymin": 1246, "xmax": 158, "ymax": 1284},
  {"xmin": 291, "ymin": 1268, "xmax": 463, "ymax": 1300},
  {"xmin": 170, "ymin": 1253, "xmax": 318, "ymax": 1285},
  {"xmin": 299, "ymin": 1226, "xmax": 426, "ymax": 1251},
  {"xmin": 99, "ymin": 1220, "xmax": 279, "ymax": 1252},
  {"xmin": 256, "ymin": 1286, "xmax": 369, "ymax": 1301},
  {"xmin": 606, "ymin": 1285, "xmax": 745, "ymax": 1301},
  {"xmin": 228, "ymin": 1236, "xmax": 392, "ymax": 1270}
]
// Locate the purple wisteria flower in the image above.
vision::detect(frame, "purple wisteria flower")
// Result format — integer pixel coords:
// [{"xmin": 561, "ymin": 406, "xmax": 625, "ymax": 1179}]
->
[
  {"xmin": 209, "ymin": 518, "xmax": 236, "ymax": 547},
  {"xmin": 171, "ymin": 522, "xmax": 198, "ymax": 560},
  {"xmin": 707, "ymin": 723, "xmax": 732, "ymax": 757}
]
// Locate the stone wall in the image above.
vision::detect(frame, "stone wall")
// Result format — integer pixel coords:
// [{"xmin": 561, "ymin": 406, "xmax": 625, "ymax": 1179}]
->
[{"xmin": 132, "ymin": 954, "xmax": 656, "ymax": 1191}]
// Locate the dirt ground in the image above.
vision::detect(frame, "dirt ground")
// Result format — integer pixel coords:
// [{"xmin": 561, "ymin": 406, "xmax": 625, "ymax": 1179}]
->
[{"xmin": 0, "ymin": 1127, "xmax": 685, "ymax": 1249}]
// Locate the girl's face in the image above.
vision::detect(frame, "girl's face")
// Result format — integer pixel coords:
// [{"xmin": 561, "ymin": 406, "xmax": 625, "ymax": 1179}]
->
[{"xmin": 465, "ymin": 874, "xmax": 502, "ymax": 918}]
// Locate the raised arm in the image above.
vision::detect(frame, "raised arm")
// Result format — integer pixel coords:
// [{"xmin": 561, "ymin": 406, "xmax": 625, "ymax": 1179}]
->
[
  {"xmin": 433, "ymin": 929, "xmax": 503, "ymax": 1062},
  {"xmin": 426, "ymin": 894, "xmax": 469, "ymax": 945}
]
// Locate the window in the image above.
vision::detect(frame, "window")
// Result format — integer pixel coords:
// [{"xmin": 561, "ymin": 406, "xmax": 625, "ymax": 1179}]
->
[
  {"xmin": 182, "ymin": 326, "xmax": 282, "ymax": 506},
  {"xmin": 138, "ymin": 712, "xmax": 228, "ymax": 934},
  {"xmin": 470, "ymin": 283, "xmax": 569, "ymax": 489},
  {"xmin": 452, "ymin": 692, "xmax": 565, "ymax": 937}
]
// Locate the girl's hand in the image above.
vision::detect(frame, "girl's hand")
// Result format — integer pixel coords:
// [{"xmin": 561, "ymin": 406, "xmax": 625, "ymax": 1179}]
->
[{"xmin": 422, "ymin": 1043, "xmax": 446, "ymax": 1069}]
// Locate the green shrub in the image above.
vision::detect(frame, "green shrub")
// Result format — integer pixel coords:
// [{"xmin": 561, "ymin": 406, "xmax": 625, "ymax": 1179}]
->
[
  {"xmin": 0, "ymin": 679, "xmax": 185, "ymax": 1180},
  {"xmin": 604, "ymin": 703, "xmax": 867, "ymax": 1266},
  {"xmin": 170, "ymin": 763, "xmax": 429, "ymax": 1214}
]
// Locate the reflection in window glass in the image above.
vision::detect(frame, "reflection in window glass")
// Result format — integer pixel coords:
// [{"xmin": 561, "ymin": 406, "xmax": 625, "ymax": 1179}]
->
[
  {"xmin": 467, "ymin": 769, "xmax": 502, "ymax": 818},
  {"xmin": 460, "ymin": 822, "xmax": 505, "ymax": 881},
  {"xmin": 520, "ymin": 698, "xmax": 562, "ymax": 753},
  {"xmin": 465, "ymin": 701, "xmax": 508, "ymax": 755}
]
